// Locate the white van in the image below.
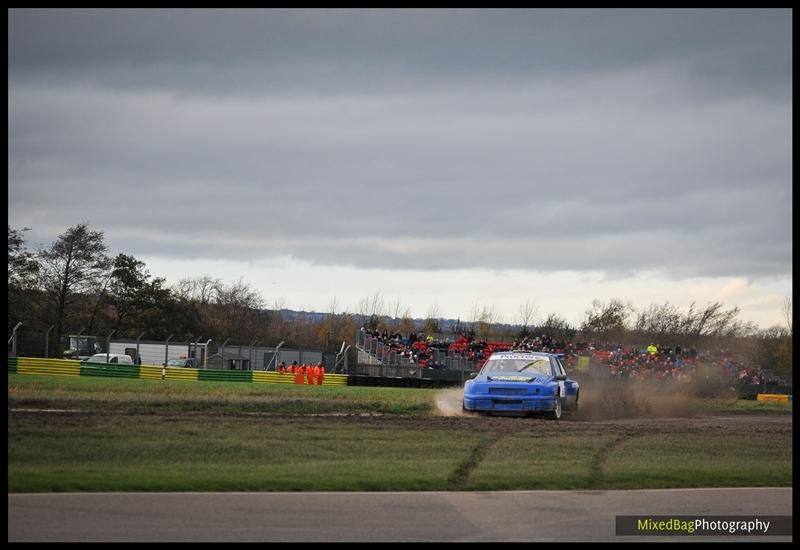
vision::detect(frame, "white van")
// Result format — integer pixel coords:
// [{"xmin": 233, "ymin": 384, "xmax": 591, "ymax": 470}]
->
[{"xmin": 84, "ymin": 353, "xmax": 134, "ymax": 365}]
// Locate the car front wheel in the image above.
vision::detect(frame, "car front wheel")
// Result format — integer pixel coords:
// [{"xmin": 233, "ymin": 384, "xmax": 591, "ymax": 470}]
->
[{"xmin": 547, "ymin": 397, "xmax": 562, "ymax": 420}]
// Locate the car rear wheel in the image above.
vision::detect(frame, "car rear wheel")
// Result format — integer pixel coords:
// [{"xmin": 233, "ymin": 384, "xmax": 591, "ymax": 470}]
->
[{"xmin": 547, "ymin": 397, "xmax": 562, "ymax": 420}]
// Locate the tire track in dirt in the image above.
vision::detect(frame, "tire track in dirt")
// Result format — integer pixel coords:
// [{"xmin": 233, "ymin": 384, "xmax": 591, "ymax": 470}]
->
[
  {"xmin": 586, "ymin": 432, "xmax": 642, "ymax": 487},
  {"xmin": 446, "ymin": 434, "xmax": 503, "ymax": 489}
]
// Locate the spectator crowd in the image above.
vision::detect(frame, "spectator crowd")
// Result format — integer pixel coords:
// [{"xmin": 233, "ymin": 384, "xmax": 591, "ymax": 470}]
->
[{"xmin": 359, "ymin": 327, "xmax": 775, "ymax": 385}]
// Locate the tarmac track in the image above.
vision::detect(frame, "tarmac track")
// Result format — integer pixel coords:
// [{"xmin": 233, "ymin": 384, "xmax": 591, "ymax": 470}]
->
[
  {"xmin": 8, "ymin": 413, "xmax": 792, "ymax": 542},
  {"xmin": 8, "ymin": 488, "xmax": 792, "ymax": 542}
]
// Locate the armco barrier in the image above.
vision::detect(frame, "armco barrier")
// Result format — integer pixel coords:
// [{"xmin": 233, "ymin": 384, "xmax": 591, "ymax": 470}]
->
[
  {"xmin": 79, "ymin": 363, "xmax": 139, "ymax": 379},
  {"xmin": 252, "ymin": 371, "xmax": 297, "ymax": 385},
  {"xmin": 250, "ymin": 371, "xmax": 347, "ymax": 386},
  {"xmin": 197, "ymin": 369, "xmax": 253, "ymax": 383},
  {"xmin": 734, "ymin": 384, "xmax": 793, "ymax": 400},
  {"xmin": 756, "ymin": 393, "xmax": 790, "ymax": 402},
  {"xmin": 14, "ymin": 357, "xmax": 81, "ymax": 378},
  {"xmin": 139, "ymin": 365, "xmax": 165, "ymax": 381},
  {"xmin": 136, "ymin": 365, "xmax": 200, "ymax": 382},
  {"xmin": 8, "ymin": 356, "xmax": 348, "ymax": 386}
]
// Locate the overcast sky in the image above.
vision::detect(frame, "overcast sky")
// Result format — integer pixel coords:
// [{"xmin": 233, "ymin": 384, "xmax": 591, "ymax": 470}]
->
[{"xmin": 8, "ymin": 9, "xmax": 792, "ymax": 328}]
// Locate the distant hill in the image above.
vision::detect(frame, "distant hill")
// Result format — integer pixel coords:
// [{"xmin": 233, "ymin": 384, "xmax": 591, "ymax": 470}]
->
[{"xmin": 273, "ymin": 308, "xmax": 522, "ymax": 338}]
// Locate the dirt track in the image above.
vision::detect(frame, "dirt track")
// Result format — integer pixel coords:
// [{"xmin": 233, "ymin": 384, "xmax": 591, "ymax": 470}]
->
[
  {"xmin": 9, "ymin": 407, "xmax": 792, "ymax": 438},
  {"xmin": 296, "ymin": 411, "xmax": 793, "ymax": 439}
]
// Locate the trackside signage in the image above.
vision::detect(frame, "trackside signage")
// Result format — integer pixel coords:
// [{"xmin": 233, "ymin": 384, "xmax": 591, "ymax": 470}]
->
[{"xmin": 616, "ymin": 516, "xmax": 792, "ymax": 536}]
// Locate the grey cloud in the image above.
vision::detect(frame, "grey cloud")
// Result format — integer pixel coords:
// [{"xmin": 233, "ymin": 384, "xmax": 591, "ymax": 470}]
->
[
  {"xmin": 8, "ymin": 9, "xmax": 792, "ymax": 281},
  {"xmin": 9, "ymin": 9, "xmax": 791, "ymax": 99}
]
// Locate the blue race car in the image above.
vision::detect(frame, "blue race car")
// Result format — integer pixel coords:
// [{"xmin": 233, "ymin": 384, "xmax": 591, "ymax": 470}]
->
[{"xmin": 463, "ymin": 350, "xmax": 579, "ymax": 419}]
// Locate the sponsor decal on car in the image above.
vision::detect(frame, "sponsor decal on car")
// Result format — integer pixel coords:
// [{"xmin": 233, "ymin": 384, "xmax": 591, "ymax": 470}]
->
[{"xmin": 489, "ymin": 375, "xmax": 533, "ymax": 382}]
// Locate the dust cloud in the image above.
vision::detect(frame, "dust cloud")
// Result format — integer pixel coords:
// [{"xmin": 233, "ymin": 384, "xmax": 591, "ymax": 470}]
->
[
  {"xmin": 434, "ymin": 388, "xmax": 469, "ymax": 417},
  {"xmin": 434, "ymin": 379, "xmax": 715, "ymax": 420},
  {"xmin": 574, "ymin": 379, "xmax": 701, "ymax": 421}
]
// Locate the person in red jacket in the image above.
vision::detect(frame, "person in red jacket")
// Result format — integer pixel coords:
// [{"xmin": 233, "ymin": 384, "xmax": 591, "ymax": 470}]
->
[
  {"xmin": 306, "ymin": 363, "xmax": 316, "ymax": 385},
  {"xmin": 294, "ymin": 364, "xmax": 305, "ymax": 384},
  {"xmin": 316, "ymin": 362, "xmax": 325, "ymax": 385}
]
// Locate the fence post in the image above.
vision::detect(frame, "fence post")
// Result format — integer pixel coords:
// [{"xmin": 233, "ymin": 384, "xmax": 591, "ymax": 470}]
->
[
  {"xmin": 249, "ymin": 340, "xmax": 259, "ymax": 371},
  {"xmin": 165, "ymin": 334, "xmax": 174, "ymax": 366},
  {"xmin": 44, "ymin": 325, "xmax": 54, "ymax": 358},
  {"xmin": 193, "ymin": 336, "xmax": 202, "ymax": 367},
  {"xmin": 106, "ymin": 330, "xmax": 116, "ymax": 363},
  {"xmin": 136, "ymin": 331, "xmax": 146, "ymax": 364},
  {"xmin": 269, "ymin": 341, "xmax": 285, "ymax": 371},
  {"xmin": 221, "ymin": 337, "xmax": 230, "ymax": 370},
  {"xmin": 204, "ymin": 339, "xmax": 213, "ymax": 369},
  {"xmin": 8, "ymin": 322, "xmax": 22, "ymax": 356}
]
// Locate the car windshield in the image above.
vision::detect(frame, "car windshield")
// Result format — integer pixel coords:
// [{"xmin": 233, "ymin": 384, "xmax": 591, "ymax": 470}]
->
[
  {"xmin": 481, "ymin": 356, "xmax": 552, "ymax": 376},
  {"xmin": 166, "ymin": 359, "xmax": 184, "ymax": 366}
]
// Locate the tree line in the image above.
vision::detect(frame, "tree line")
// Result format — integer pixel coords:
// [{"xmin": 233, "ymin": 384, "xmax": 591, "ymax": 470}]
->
[
  {"xmin": 8, "ymin": 223, "xmax": 792, "ymax": 380},
  {"xmin": 8, "ymin": 223, "xmax": 360, "ymax": 355}
]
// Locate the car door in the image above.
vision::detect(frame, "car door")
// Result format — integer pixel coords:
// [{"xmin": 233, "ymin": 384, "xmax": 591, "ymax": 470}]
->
[{"xmin": 554, "ymin": 356, "xmax": 578, "ymax": 410}]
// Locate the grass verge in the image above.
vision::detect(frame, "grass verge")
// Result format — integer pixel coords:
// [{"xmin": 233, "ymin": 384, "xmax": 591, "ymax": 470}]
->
[
  {"xmin": 466, "ymin": 431, "xmax": 792, "ymax": 490},
  {"xmin": 8, "ymin": 373, "xmax": 435, "ymax": 415},
  {"xmin": 8, "ymin": 414, "xmax": 481, "ymax": 492},
  {"xmin": 8, "ymin": 374, "xmax": 792, "ymax": 492}
]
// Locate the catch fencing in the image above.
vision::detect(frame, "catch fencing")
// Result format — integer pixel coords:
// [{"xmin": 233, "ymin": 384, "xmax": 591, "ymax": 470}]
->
[{"xmin": 355, "ymin": 329, "xmax": 478, "ymax": 382}]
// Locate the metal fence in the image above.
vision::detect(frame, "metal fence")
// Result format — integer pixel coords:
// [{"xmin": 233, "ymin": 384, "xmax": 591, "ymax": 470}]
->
[
  {"xmin": 7, "ymin": 327, "xmax": 70, "ymax": 359},
  {"xmin": 7, "ymin": 325, "xmax": 326, "ymax": 372},
  {"xmin": 354, "ymin": 329, "xmax": 478, "ymax": 380}
]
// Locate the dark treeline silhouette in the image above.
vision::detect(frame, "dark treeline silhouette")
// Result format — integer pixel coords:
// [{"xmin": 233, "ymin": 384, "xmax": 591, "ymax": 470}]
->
[{"xmin": 8, "ymin": 224, "xmax": 792, "ymax": 381}]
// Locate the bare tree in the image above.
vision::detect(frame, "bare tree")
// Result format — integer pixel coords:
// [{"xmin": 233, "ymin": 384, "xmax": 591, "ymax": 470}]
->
[
  {"xmin": 424, "ymin": 301, "xmax": 441, "ymax": 335},
  {"xmin": 470, "ymin": 303, "xmax": 498, "ymax": 340},
  {"xmin": 784, "ymin": 296, "xmax": 792, "ymax": 335},
  {"xmin": 212, "ymin": 278, "xmax": 265, "ymax": 339},
  {"xmin": 8, "ymin": 225, "xmax": 41, "ymax": 328},
  {"xmin": 516, "ymin": 299, "xmax": 539, "ymax": 339},
  {"xmin": 581, "ymin": 298, "xmax": 632, "ymax": 343},
  {"xmin": 680, "ymin": 301, "xmax": 742, "ymax": 342},
  {"xmin": 8, "ymin": 225, "xmax": 39, "ymax": 289},
  {"xmin": 634, "ymin": 302, "xmax": 682, "ymax": 338},
  {"xmin": 37, "ymin": 222, "xmax": 111, "ymax": 351},
  {"xmin": 172, "ymin": 275, "xmax": 221, "ymax": 304},
  {"xmin": 357, "ymin": 291, "xmax": 385, "ymax": 331},
  {"xmin": 539, "ymin": 312, "xmax": 576, "ymax": 341}
]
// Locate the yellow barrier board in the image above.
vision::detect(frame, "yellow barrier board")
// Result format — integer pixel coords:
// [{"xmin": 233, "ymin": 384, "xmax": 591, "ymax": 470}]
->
[
  {"xmin": 252, "ymin": 371, "xmax": 296, "ymax": 384},
  {"xmin": 575, "ymin": 356, "xmax": 590, "ymax": 373},
  {"xmin": 322, "ymin": 374, "xmax": 348, "ymax": 386},
  {"xmin": 165, "ymin": 367, "xmax": 199, "ymax": 381},
  {"xmin": 756, "ymin": 393, "xmax": 790, "ymax": 402},
  {"xmin": 139, "ymin": 366, "xmax": 164, "ymax": 380},
  {"xmin": 250, "ymin": 371, "xmax": 348, "ymax": 385},
  {"xmin": 11, "ymin": 357, "xmax": 349, "ymax": 386},
  {"xmin": 17, "ymin": 358, "xmax": 81, "ymax": 378}
]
